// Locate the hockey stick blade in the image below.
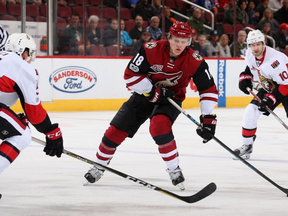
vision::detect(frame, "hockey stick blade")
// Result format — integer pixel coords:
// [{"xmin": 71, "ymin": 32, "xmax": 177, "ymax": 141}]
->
[
  {"xmin": 246, "ymin": 87, "xmax": 288, "ymax": 131},
  {"xmin": 168, "ymin": 98, "xmax": 288, "ymax": 196},
  {"xmin": 32, "ymin": 137, "xmax": 216, "ymax": 203}
]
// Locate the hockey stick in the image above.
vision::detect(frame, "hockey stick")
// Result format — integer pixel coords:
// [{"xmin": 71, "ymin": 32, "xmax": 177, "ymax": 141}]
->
[
  {"xmin": 32, "ymin": 137, "xmax": 216, "ymax": 203},
  {"xmin": 168, "ymin": 98, "xmax": 288, "ymax": 196},
  {"xmin": 246, "ymin": 87, "xmax": 288, "ymax": 130}
]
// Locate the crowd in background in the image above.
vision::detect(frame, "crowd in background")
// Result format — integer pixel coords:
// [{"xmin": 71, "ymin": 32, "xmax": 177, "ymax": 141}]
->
[{"xmin": 0, "ymin": 0, "xmax": 287, "ymax": 57}]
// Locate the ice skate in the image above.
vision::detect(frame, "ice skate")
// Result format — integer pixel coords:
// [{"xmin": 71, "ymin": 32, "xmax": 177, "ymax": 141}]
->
[
  {"xmin": 167, "ymin": 166, "xmax": 185, "ymax": 190},
  {"xmin": 84, "ymin": 166, "xmax": 105, "ymax": 184},
  {"xmin": 233, "ymin": 135, "xmax": 256, "ymax": 160}
]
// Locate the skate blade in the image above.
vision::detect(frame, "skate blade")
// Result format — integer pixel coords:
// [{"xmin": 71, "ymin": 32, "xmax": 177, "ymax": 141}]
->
[
  {"xmin": 233, "ymin": 154, "xmax": 251, "ymax": 160},
  {"xmin": 176, "ymin": 182, "xmax": 185, "ymax": 191}
]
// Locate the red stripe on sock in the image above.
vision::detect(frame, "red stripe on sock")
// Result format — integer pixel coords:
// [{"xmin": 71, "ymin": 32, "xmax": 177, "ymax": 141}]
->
[
  {"xmin": 0, "ymin": 142, "xmax": 19, "ymax": 162},
  {"xmin": 96, "ymin": 152, "xmax": 111, "ymax": 161},
  {"xmin": 158, "ymin": 140, "xmax": 177, "ymax": 154},
  {"xmin": 161, "ymin": 153, "xmax": 178, "ymax": 161},
  {"xmin": 99, "ymin": 142, "xmax": 116, "ymax": 155},
  {"xmin": 242, "ymin": 127, "xmax": 257, "ymax": 137}
]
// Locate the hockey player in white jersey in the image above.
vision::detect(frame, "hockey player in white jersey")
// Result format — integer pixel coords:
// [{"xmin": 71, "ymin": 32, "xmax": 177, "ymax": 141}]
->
[
  {"xmin": 234, "ymin": 29, "xmax": 288, "ymax": 159},
  {"xmin": 0, "ymin": 33, "xmax": 64, "ymax": 175}
]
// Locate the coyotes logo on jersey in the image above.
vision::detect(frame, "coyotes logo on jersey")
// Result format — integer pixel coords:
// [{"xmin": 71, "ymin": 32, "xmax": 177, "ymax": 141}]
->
[{"xmin": 147, "ymin": 71, "xmax": 183, "ymax": 88}]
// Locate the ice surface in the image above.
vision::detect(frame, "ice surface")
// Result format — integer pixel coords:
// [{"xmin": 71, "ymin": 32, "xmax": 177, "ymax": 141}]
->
[{"xmin": 1, "ymin": 108, "xmax": 288, "ymax": 216}]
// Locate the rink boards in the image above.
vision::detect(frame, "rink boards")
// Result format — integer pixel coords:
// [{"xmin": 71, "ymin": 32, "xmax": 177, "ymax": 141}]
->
[{"xmin": 11, "ymin": 57, "xmax": 253, "ymax": 112}]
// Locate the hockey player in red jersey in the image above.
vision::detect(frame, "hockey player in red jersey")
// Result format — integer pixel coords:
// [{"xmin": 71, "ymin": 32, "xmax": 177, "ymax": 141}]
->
[
  {"xmin": 0, "ymin": 33, "xmax": 64, "ymax": 175},
  {"xmin": 234, "ymin": 29, "xmax": 288, "ymax": 159},
  {"xmin": 85, "ymin": 21, "xmax": 218, "ymax": 190}
]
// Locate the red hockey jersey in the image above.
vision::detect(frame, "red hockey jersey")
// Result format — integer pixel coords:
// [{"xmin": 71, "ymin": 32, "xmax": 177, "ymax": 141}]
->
[{"xmin": 124, "ymin": 40, "xmax": 218, "ymax": 114}]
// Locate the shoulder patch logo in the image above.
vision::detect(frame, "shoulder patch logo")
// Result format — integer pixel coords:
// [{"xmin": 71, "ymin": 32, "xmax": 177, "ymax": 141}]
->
[
  {"xmin": 145, "ymin": 42, "xmax": 157, "ymax": 49},
  {"xmin": 271, "ymin": 60, "xmax": 280, "ymax": 69},
  {"xmin": 192, "ymin": 52, "xmax": 203, "ymax": 61}
]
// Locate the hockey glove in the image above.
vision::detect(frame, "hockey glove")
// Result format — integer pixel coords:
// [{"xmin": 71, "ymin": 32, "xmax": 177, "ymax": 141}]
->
[
  {"xmin": 144, "ymin": 86, "xmax": 175, "ymax": 104},
  {"xmin": 44, "ymin": 123, "xmax": 63, "ymax": 158},
  {"xmin": 239, "ymin": 71, "xmax": 253, "ymax": 95},
  {"xmin": 258, "ymin": 94, "xmax": 276, "ymax": 112},
  {"xmin": 196, "ymin": 114, "xmax": 217, "ymax": 143},
  {"xmin": 17, "ymin": 113, "xmax": 29, "ymax": 125}
]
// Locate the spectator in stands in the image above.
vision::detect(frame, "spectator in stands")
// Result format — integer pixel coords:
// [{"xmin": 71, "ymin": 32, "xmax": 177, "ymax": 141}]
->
[
  {"xmin": 147, "ymin": 16, "xmax": 162, "ymax": 41},
  {"xmin": 189, "ymin": 29, "xmax": 201, "ymax": 53},
  {"xmin": 261, "ymin": 22, "xmax": 274, "ymax": 47},
  {"xmin": 247, "ymin": 1, "xmax": 258, "ymax": 27},
  {"xmin": 86, "ymin": 15, "xmax": 101, "ymax": 55},
  {"xmin": 63, "ymin": 12, "xmax": 84, "ymax": 55},
  {"xmin": 255, "ymin": 0, "xmax": 269, "ymax": 21},
  {"xmin": 4, "ymin": 0, "xmax": 21, "ymax": 4},
  {"xmin": 159, "ymin": 6, "xmax": 176, "ymax": 35},
  {"xmin": 129, "ymin": 28, "xmax": 151, "ymax": 56},
  {"xmin": 202, "ymin": 30, "xmax": 221, "ymax": 57},
  {"xmin": 103, "ymin": 0, "xmax": 118, "ymax": 9},
  {"xmin": 129, "ymin": 15, "xmax": 144, "ymax": 43},
  {"xmin": 123, "ymin": 0, "xmax": 140, "ymax": 9},
  {"xmin": 268, "ymin": 0, "xmax": 283, "ymax": 12},
  {"xmin": 194, "ymin": 0, "xmax": 218, "ymax": 14},
  {"xmin": 120, "ymin": 19, "xmax": 133, "ymax": 47},
  {"xmin": 239, "ymin": 0, "xmax": 249, "ymax": 26},
  {"xmin": 218, "ymin": 34, "xmax": 231, "ymax": 57},
  {"xmin": 26, "ymin": 0, "xmax": 42, "ymax": 6},
  {"xmin": 274, "ymin": 23, "xmax": 288, "ymax": 51},
  {"xmin": 274, "ymin": 0, "xmax": 288, "ymax": 25},
  {"xmin": 198, "ymin": 34, "xmax": 207, "ymax": 56},
  {"xmin": 217, "ymin": 0, "xmax": 229, "ymax": 12},
  {"xmin": 57, "ymin": 0, "xmax": 68, "ymax": 6},
  {"xmin": 152, "ymin": 0, "xmax": 162, "ymax": 15},
  {"xmin": 257, "ymin": 8, "xmax": 279, "ymax": 35},
  {"xmin": 103, "ymin": 19, "xmax": 119, "ymax": 48},
  {"xmin": 187, "ymin": 8, "xmax": 205, "ymax": 35},
  {"xmin": 230, "ymin": 30, "xmax": 247, "ymax": 57},
  {"xmin": 224, "ymin": 0, "xmax": 244, "ymax": 24},
  {"xmin": 135, "ymin": 0, "xmax": 157, "ymax": 21}
]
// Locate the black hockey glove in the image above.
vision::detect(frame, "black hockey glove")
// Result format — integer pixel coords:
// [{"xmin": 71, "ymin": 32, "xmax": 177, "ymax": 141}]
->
[
  {"xmin": 258, "ymin": 93, "xmax": 276, "ymax": 112},
  {"xmin": 239, "ymin": 71, "xmax": 253, "ymax": 95},
  {"xmin": 17, "ymin": 113, "xmax": 29, "ymax": 125},
  {"xmin": 196, "ymin": 114, "xmax": 217, "ymax": 143},
  {"xmin": 44, "ymin": 123, "xmax": 63, "ymax": 158},
  {"xmin": 144, "ymin": 86, "xmax": 175, "ymax": 104}
]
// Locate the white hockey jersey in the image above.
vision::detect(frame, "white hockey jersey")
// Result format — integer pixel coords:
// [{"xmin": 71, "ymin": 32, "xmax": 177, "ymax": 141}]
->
[
  {"xmin": 245, "ymin": 46, "xmax": 288, "ymax": 95},
  {"xmin": 0, "ymin": 51, "xmax": 50, "ymax": 132}
]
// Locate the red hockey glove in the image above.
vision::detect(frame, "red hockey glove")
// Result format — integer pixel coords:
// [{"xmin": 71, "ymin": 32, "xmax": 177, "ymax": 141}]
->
[
  {"xmin": 196, "ymin": 114, "xmax": 217, "ymax": 143},
  {"xmin": 144, "ymin": 86, "xmax": 175, "ymax": 104},
  {"xmin": 44, "ymin": 123, "xmax": 63, "ymax": 158},
  {"xmin": 239, "ymin": 71, "xmax": 253, "ymax": 95},
  {"xmin": 258, "ymin": 93, "xmax": 276, "ymax": 112}
]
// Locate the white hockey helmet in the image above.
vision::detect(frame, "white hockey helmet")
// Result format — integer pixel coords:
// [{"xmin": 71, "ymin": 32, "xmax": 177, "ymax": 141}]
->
[
  {"xmin": 246, "ymin": 29, "xmax": 265, "ymax": 46},
  {"xmin": 5, "ymin": 33, "xmax": 37, "ymax": 62}
]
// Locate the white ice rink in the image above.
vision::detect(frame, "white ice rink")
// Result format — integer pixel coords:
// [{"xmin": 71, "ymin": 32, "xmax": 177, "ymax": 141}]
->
[{"xmin": 1, "ymin": 107, "xmax": 288, "ymax": 216}]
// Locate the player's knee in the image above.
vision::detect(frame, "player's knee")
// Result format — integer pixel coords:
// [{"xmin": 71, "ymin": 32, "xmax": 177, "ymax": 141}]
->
[
  {"xmin": 150, "ymin": 115, "xmax": 174, "ymax": 144},
  {"xmin": 102, "ymin": 125, "xmax": 128, "ymax": 148}
]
